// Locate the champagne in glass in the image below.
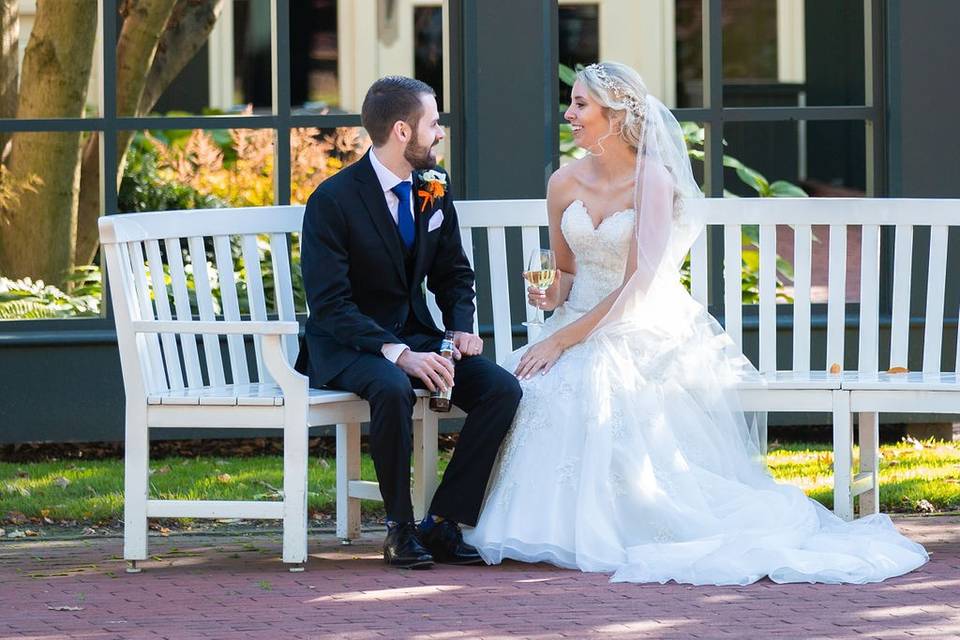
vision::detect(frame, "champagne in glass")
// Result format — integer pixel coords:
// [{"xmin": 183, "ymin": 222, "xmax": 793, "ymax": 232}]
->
[{"xmin": 522, "ymin": 249, "xmax": 557, "ymax": 327}]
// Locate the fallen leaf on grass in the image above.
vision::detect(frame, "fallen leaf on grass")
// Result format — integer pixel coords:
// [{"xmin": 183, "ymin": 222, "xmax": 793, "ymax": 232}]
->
[
  {"xmin": 53, "ymin": 476, "xmax": 71, "ymax": 489},
  {"xmin": 217, "ymin": 473, "xmax": 232, "ymax": 483}
]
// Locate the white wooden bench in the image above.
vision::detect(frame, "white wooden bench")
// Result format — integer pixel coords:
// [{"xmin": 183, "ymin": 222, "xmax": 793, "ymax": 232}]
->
[{"xmin": 102, "ymin": 197, "xmax": 959, "ymax": 571}]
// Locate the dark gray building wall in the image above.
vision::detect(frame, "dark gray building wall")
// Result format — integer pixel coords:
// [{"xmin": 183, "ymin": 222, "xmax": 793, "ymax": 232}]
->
[
  {"xmin": 887, "ymin": 1, "xmax": 960, "ymax": 198},
  {"xmin": 0, "ymin": 331, "xmax": 124, "ymax": 443}
]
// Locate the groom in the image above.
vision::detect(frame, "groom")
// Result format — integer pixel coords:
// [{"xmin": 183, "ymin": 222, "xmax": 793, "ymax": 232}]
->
[{"xmin": 298, "ymin": 76, "xmax": 522, "ymax": 568}]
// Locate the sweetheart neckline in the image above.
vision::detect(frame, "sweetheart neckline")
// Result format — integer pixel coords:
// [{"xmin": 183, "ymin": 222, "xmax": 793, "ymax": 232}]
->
[{"xmin": 566, "ymin": 199, "xmax": 634, "ymax": 232}]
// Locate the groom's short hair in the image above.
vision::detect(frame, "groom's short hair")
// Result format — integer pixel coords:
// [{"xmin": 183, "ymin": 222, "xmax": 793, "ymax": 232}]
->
[{"xmin": 362, "ymin": 76, "xmax": 436, "ymax": 146}]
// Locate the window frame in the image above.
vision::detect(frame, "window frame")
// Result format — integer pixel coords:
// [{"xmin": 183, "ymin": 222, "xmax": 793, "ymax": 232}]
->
[{"xmin": 0, "ymin": 0, "xmax": 463, "ymax": 337}]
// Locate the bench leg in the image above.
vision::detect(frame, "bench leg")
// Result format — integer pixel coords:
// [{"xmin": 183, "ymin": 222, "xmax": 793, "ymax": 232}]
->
[
  {"xmin": 282, "ymin": 405, "xmax": 309, "ymax": 567},
  {"xmin": 758, "ymin": 413, "xmax": 768, "ymax": 457},
  {"xmin": 124, "ymin": 406, "xmax": 149, "ymax": 566},
  {"xmin": 336, "ymin": 422, "xmax": 361, "ymax": 543},
  {"xmin": 412, "ymin": 405, "xmax": 440, "ymax": 521},
  {"xmin": 832, "ymin": 391, "xmax": 854, "ymax": 522},
  {"xmin": 858, "ymin": 411, "xmax": 881, "ymax": 516}
]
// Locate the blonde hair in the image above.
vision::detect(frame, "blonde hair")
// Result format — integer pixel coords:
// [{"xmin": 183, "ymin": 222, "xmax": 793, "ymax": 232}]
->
[{"xmin": 576, "ymin": 62, "xmax": 649, "ymax": 150}]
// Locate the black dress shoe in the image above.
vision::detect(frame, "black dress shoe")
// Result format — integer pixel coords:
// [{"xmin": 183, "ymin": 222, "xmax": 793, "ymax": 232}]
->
[
  {"xmin": 383, "ymin": 522, "xmax": 434, "ymax": 569},
  {"xmin": 418, "ymin": 519, "xmax": 484, "ymax": 565}
]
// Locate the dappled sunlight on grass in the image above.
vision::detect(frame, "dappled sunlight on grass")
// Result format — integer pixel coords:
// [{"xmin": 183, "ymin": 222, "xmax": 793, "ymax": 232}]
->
[
  {"xmin": 2, "ymin": 438, "xmax": 957, "ymax": 525},
  {"xmin": 767, "ymin": 439, "xmax": 960, "ymax": 513}
]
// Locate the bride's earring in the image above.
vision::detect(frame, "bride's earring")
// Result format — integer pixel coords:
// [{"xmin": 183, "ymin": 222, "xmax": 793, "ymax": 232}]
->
[
  {"xmin": 587, "ymin": 139, "xmax": 606, "ymax": 157},
  {"xmin": 586, "ymin": 120, "xmax": 618, "ymax": 157}
]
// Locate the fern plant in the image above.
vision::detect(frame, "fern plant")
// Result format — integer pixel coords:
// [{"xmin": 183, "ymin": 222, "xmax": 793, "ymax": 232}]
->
[{"xmin": 0, "ymin": 267, "xmax": 101, "ymax": 320}]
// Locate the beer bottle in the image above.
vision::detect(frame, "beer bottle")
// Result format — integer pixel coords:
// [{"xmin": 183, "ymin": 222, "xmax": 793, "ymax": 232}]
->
[{"xmin": 430, "ymin": 331, "xmax": 456, "ymax": 412}]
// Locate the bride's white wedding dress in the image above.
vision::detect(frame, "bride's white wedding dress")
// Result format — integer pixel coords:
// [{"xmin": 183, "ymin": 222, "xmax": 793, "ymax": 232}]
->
[{"xmin": 463, "ymin": 199, "xmax": 928, "ymax": 585}]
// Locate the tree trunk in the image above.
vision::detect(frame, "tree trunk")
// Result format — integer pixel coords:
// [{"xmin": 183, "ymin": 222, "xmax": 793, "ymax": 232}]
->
[
  {"xmin": 0, "ymin": 0, "xmax": 97, "ymax": 284},
  {"xmin": 74, "ymin": 0, "xmax": 223, "ymax": 266},
  {"xmin": 0, "ymin": 0, "xmax": 19, "ymax": 156}
]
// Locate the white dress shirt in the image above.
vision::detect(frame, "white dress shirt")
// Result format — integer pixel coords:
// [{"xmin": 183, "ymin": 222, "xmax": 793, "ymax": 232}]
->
[{"xmin": 368, "ymin": 148, "xmax": 413, "ymax": 364}]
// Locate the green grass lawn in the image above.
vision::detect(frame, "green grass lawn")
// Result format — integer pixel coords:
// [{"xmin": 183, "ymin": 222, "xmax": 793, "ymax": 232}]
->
[{"xmin": 2, "ymin": 439, "xmax": 958, "ymax": 527}]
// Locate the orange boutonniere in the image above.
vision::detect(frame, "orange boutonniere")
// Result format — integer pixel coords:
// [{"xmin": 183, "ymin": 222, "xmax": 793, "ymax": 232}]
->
[{"xmin": 417, "ymin": 169, "xmax": 447, "ymax": 212}]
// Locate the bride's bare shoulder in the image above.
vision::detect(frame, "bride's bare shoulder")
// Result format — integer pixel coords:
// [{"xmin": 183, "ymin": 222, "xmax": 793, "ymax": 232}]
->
[{"xmin": 547, "ymin": 160, "xmax": 588, "ymax": 207}]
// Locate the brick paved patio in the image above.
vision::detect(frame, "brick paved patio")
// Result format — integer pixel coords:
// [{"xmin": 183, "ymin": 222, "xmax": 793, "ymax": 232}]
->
[{"xmin": 1, "ymin": 515, "xmax": 958, "ymax": 640}]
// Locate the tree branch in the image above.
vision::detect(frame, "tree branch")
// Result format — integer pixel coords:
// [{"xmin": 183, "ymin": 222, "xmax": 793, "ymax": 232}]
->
[{"xmin": 138, "ymin": 0, "xmax": 224, "ymax": 114}]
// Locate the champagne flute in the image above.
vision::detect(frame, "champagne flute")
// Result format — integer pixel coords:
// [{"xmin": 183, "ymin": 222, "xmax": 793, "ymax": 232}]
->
[{"xmin": 522, "ymin": 249, "xmax": 557, "ymax": 327}]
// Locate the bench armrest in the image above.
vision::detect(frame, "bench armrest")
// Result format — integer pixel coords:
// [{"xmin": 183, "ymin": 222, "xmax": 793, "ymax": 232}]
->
[{"xmin": 130, "ymin": 320, "xmax": 300, "ymax": 336}]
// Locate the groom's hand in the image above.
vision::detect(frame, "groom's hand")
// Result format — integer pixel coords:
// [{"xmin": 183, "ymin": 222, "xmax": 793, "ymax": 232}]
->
[
  {"xmin": 396, "ymin": 349, "xmax": 455, "ymax": 392},
  {"xmin": 452, "ymin": 332, "xmax": 483, "ymax": 359}
]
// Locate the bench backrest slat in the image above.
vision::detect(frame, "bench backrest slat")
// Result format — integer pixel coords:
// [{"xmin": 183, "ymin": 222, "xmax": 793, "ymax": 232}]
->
[
  {"xmin": 213, "ymin": 234, "xmax": 250, "ymax": 385},
  {"xmin": 242, "ymin": 234, "xmax": 272, "ymax": 383},
  {"xmin": 689, "ymin": 232, "xmax": 708, "ymax": 307},
  {"xmin": 792, "ymin": 225, "xmax": 813, "ymax": 371},
  {"xmin": 486, "ymin": 226, "xmax": 514, "ymax": 362},
  {"xmin": 858, "ymin": 225, "xmax": 882, "ymax": 372},
  {"xmin": 128, "ymin": 240, "xmax": 167, "ymax": 392},
  {"xmin": 890, "ymin": 224, "xmax": 914, "ymax": 369},
  {"xmin": 758, "ymin": 224, "xmax": 777, "ymax": 372},
  {"xmin": 459, "ymin": 226, "xmax": 480, "ymax": 335},
  {"xmin": 826, "ymin": 224, "xmax": 848, "ymax": 370},
  {"xmin": 723, "ymin": 224, "xmax": 743, "ymax": 349},
  {"xmin": 923, "ymin": 225, "xmax": 950, "ymax": 373},
  {"xmin": 164, "ymin": 238, "xmax": 204, "ymax": 388},
  {"xmin": 187, "ymin": 235, "xmax": 226, "ymax": 387},
  {"xmin": 269, "ymin": 232, "xmax": 299, "ymax": 364},
  {"xmin": 145, "ymin": 239, "xmax": 185, "ymax": 390}
]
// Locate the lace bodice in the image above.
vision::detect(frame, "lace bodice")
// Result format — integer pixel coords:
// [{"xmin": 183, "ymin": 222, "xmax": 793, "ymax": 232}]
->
[{"xmin": 560, "ymin": 200, "xmax": 635, "ymax": 312}]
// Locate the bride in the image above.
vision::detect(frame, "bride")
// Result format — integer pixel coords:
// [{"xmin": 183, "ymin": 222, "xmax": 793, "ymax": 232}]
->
[{"xmin": 462, "ymin": 61, "xmax": 928, "ymax": 585}]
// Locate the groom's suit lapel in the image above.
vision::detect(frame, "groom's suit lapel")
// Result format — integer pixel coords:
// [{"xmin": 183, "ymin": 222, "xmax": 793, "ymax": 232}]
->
[
  {"xmin": 355, "ymin": 151, "xmax": 408, "ymax": 287},
  {"xmin": 412, "ymin": 172, "xmax": 432, "ymax": 279}
]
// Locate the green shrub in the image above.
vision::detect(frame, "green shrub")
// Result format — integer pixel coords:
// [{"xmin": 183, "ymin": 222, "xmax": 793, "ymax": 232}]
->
[{"xmin": 0, "ymin": 267, "xmax": 101, "ymax": 319}]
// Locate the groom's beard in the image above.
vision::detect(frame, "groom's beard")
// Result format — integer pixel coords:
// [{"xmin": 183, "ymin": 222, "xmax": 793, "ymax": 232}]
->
[{"xmin": 404, "ymin": 137, "xmax": 438, "ymax": 171}]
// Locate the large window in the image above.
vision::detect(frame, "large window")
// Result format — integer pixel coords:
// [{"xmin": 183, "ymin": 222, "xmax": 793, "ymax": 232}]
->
[{"xmin": 0, "ymin": 0, "xmax": 455, "ymax": 324}]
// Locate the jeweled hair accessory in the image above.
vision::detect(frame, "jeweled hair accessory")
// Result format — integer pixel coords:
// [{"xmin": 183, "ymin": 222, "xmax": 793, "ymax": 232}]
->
[{"xmin": 585, "ymin": 63, "xmax": 647, "ymax": 119}]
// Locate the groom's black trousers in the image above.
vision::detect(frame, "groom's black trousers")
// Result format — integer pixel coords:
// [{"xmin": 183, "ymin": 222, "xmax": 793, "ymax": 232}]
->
[{"xmin": 325, "ymin": 333, "xmax": 521, "ymax": 525}]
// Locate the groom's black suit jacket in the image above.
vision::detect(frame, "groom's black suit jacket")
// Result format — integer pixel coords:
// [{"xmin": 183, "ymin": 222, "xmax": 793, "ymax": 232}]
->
[{"xmin": 297, "ymin": 150, "xmax": 476, "ymax": 387}]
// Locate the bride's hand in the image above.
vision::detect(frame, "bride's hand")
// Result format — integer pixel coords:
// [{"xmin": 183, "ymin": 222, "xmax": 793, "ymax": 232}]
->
[
  {"xmin": 514, "ymin": 336, "xmax": 565, "ymax": 380},
  {"xmin": 527, "ymin": 272, "xmax": 562, "ymax": 311}
]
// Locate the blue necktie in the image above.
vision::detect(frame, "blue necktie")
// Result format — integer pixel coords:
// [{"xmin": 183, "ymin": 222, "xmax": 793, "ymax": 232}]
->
[{"xmin": 390, "ymin": 181, "xmax": 415, "ymax": 250}]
